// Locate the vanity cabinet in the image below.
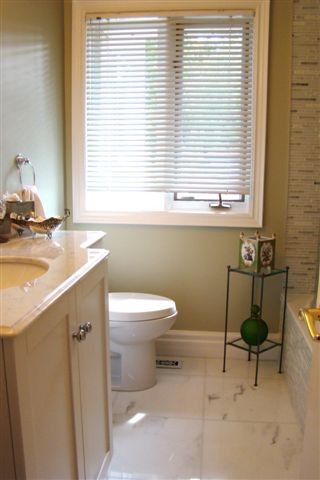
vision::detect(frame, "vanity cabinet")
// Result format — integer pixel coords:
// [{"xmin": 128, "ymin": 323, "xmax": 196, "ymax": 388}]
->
[{"xmin": 1, "ymin": 259, "xmax": 112, "ymax": 480}]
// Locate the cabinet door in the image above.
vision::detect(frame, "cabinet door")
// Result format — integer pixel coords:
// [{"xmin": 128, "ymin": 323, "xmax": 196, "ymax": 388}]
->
[
  {"xmin": 5, "ymin": 293, "xmax": 84, "ymax": 480},
  {"xmin": 0, "ymin": 340, "xmax": 15, "ymax": 480},
  {"xmin": 76, "ymin": 260, "xmax": 112, "ymax": 479}
]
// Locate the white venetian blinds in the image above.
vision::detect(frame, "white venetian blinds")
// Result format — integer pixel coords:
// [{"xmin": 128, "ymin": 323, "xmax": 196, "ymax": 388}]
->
[{"xmin": 85, "ymin": 14, "xmax": 254, "ymax": 194}]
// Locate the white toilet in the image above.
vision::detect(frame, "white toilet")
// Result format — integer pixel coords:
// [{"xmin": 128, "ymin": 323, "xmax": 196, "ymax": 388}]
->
[{"xmin": 108, "ymin": 292, "xmax": 177, "ymax": 391}]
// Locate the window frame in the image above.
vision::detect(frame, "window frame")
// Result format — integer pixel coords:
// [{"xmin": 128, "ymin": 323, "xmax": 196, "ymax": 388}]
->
[{"xmin": 70, "ymin": 0, "xmax": 270, "ymax": 227}]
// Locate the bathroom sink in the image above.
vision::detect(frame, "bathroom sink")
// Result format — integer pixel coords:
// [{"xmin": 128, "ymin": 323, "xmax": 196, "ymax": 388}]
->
[{"xmin": 0, "ymin": 256, "xmax": 49, "ymax": 289}]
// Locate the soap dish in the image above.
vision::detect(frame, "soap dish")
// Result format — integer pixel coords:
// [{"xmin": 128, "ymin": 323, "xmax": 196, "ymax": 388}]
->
[{"xmin": 12, "ymin": 209, "xmax": 70, "ymax": 239}]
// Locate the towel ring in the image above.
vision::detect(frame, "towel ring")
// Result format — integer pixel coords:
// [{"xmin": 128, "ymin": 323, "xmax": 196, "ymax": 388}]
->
[{"xmin": 15, "ymin": 154, "xmax": 36, "ymax": 187}]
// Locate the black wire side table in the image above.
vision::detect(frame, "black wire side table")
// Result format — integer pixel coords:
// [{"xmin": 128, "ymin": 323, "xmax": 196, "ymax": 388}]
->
[{"xmin": 222, "ymin": 265, "xmax": 289, "ymax": 386}]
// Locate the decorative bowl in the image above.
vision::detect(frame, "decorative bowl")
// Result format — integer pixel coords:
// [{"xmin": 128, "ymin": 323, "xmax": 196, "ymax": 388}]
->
[{"xmin": 12, "ymin": 209, "xmax": 70, "ymax": 239}]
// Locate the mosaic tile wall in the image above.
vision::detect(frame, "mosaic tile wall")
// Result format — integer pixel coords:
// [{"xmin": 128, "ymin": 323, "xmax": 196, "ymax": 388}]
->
[
  {"xmin": 285, "ymin": 0, "xmax": 320, "ymax": 293},
  {"xmin": 283, "ymin": 305, "xmax": 312, "ymax": 427}
]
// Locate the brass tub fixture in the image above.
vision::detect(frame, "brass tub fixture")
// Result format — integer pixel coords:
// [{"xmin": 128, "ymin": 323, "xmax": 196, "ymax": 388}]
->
[{"xmin": 299, "ymin": 308, "xmax": 320, "ymax": 341}]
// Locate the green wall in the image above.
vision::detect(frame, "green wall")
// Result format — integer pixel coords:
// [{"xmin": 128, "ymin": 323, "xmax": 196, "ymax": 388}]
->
[
  {"xmin": 1, "ymin": 0, "xmax": 293, "ymax": 333},
  {"xmin": 0, "ymin": 0, "xmax": 65, "ymax": 217},
  {"xmin": 67, "ymin": 0, "xmax": 293, "ymax": 332}
]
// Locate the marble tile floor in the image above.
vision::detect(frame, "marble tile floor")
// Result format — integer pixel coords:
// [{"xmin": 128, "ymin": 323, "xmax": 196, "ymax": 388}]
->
[{"xmin": 105, "ymin": 357, "xmax": 303, "ymax": 480}]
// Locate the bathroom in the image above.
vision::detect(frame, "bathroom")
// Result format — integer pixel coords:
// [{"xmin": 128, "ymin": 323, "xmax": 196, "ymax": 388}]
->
[{"xmin": 1, "ymin": 0, "xmax": 319, "ymax": 479}]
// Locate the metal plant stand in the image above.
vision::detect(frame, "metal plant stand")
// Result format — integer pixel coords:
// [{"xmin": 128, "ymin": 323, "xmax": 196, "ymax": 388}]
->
[{"xmin": 222, "ymin": 265, "xmax": 289, "ymax": 386}]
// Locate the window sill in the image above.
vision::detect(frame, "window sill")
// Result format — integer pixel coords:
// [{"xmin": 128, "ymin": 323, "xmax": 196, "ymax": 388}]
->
[{"xmin": 73, "ymin": 209, "xmax": 263, "ymax": 228}]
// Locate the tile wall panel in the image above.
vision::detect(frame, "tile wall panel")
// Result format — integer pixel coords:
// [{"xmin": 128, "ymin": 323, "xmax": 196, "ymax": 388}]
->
[
  {"xmin": 283, "ymin": 310, "xmax": 312, "ymax": 427},
  {"xmin": 285, "ymin": 0, "xmax": 320, "ymax": 293}
]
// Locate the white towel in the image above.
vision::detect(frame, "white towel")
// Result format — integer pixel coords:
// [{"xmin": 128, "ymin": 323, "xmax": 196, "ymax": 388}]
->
[{"xmin": 21, "ymin": 185, "xmax": 46, "ymax": 219}]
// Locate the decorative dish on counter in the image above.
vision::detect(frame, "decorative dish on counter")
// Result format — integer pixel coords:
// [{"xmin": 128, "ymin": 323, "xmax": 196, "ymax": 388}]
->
[{"xmin": 11, "ymin": 209, "xmax": 70, "ymax": 239}]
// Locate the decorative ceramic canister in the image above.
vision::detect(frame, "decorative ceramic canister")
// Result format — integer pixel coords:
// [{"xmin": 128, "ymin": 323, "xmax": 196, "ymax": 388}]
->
[{"xmin": 239, "ymin": 231, "xmax": 276, "ymax": 273}]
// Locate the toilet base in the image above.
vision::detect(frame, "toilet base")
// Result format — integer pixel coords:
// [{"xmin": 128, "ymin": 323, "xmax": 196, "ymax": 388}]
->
[{"xmin": 110, "ymin": 340, "xmax": 157, "ymax": 391}]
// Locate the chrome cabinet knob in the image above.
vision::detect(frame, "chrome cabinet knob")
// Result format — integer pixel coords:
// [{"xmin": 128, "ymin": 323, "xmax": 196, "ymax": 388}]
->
[
  {"xmin": 72, "ymin": 322, "xmax": 93, "ymax": 342},
  {"xmin": 72, "ymin": 327, "xmax": 87, "ymax": 342},
  {"xmin": 80, "ymin": 321, "xmax": 93, "ymax": 333}
]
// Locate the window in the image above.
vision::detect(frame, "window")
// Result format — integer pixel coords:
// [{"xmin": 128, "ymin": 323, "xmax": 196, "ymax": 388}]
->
[{"xmin": 71, "ymin": 1, "xmax": 270, "ymax": 227}]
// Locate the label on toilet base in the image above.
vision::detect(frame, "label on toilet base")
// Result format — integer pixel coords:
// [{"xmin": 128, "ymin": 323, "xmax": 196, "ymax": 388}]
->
[{"xmin": 156, "ymin": 359, "xmax": 183, "ymax": 369}]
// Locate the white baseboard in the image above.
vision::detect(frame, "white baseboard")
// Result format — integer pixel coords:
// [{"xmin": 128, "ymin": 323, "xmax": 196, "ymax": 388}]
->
[{"xmin": 156, "ymin": 329, "xmax": 281, "ymax": 360}]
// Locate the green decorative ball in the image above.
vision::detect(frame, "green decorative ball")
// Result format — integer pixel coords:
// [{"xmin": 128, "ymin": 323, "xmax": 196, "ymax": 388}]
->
[{"xmin": 240, "ymin": 305, "xmax": 268, "ymax": 346}]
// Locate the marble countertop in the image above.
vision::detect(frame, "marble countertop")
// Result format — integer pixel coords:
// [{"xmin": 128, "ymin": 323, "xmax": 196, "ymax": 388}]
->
[{"xmin": 0, "ymin": 230, "xmax": 109, "ymax": 337}]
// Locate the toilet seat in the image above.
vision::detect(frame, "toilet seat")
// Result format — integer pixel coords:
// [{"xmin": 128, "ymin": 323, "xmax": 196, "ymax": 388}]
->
[{"xmin": 109, "ymin": 292, "xmax": 177, "ymax": 322}]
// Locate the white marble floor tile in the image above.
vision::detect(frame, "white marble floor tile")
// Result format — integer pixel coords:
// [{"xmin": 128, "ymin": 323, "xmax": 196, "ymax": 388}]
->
[
  {"xmin": 202, "ymin": 419, "xmax": 303, "ymax": 479},
  {"xmin": 107, "ymin": 356, "xmax": 303, "ymax": 480},
  {"xmin": 107, "ymin": 415, "xmax": 203, "ymax": 480},
  {"xmin": 204, "ymin": 375, "xmax": 298, "ymax": 423},
  {"xmin": 206, "ymin": 357, "xmax": 282, "ymax": 380},
  {"xmin": 112, "ymin": 373, "xmax": 205, "ymax": 422}
]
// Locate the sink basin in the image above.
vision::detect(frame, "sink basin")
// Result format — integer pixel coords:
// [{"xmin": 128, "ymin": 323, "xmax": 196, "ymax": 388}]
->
[{"xmin": 0, "ymin": 256, "xmax": 49, "ymax": 289}]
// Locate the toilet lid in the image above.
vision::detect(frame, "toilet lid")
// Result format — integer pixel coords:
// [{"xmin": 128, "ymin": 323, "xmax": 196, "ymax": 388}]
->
[{"xmin": 108, "ymin": 292, "xmax": 177, "ymax": 322}]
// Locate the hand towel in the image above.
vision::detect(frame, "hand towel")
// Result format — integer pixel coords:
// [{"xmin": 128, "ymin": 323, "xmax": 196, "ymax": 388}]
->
[{"xmin": 21, "ymin": 185, "xmax": 46, "ymax": 219}]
